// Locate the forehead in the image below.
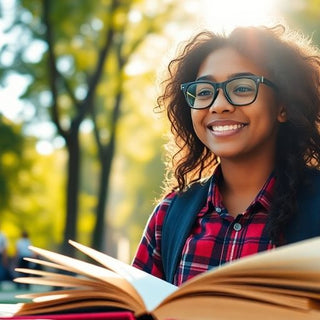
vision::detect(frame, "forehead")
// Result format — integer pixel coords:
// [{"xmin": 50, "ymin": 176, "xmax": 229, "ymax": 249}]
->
[{"xmin": 197, "ymin": 46, "xmax": 267, "ymax": 80}]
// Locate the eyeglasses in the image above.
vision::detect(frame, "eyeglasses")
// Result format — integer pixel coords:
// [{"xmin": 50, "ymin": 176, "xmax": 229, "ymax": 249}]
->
[{"xmin": 180, "ymin": 75, "xmax": 277, "ymax": 109}]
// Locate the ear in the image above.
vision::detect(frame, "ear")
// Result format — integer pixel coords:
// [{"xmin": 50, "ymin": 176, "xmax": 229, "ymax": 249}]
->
[{"xmin": 277, "ymin": 105, "xmax": 287, "ymax": 123}]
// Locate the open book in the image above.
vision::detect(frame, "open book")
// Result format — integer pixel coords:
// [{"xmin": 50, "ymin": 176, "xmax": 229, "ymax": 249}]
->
[{"xmin": 12, "ymin": 237, "xmax": 320, "ymax": 320}]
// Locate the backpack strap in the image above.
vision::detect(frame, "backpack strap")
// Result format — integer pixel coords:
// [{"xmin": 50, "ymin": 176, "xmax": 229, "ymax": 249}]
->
[
  {"xmin": 284, "ymin": 169, "xmax": 320, "ymax": 244},
  {"xmin": 161, "ymin": 169, "xmax": 320, "ymax": 284},
  {"xmin": 161, "ymin": 179, "xmax": 211, "ymax": 283}
]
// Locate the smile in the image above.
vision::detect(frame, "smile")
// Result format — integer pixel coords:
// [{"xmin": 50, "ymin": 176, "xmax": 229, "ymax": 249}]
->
[{"xmin": 210, "ymin": 124, "xmax": 246, "ymax": 132}]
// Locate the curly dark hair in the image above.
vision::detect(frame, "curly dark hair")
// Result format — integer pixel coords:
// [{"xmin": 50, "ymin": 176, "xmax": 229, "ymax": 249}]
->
[{"xmin": 157, "ymin": 25, "xmax": 320, "ymax": 244}]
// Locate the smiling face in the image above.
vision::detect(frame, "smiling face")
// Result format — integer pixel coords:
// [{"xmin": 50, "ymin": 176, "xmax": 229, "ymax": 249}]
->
[{"xmin": 191, "ymin": 46, "xmax": 286, "ymax": 163}]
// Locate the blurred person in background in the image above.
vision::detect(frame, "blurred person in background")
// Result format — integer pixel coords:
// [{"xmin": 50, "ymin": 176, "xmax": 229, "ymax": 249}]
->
[
  {"xmin": 0, "ymin": 229, "xmax": 13, "ymax": 286},
  {"xmin": 15, "ymin": 230, "xmax": 33, "ymax": 289},
  {"xmin": 0, "ymin": 230, "xmax": 8, "ymax": 281}
]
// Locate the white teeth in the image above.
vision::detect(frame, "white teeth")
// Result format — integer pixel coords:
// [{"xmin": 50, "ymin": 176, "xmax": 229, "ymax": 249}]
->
[{"xmin": 211, "ymin": 124, "xmax": 244, "ymax": 132}]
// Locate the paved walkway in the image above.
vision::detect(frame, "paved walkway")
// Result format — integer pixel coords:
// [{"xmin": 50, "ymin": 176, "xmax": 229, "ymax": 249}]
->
[{"xmin": 0, "ymin": 281, "xmax": 49, "ymax": 303}]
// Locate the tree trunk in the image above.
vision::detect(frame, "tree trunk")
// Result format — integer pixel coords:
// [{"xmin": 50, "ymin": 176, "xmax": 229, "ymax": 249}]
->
[
  {"xmin": 62, "ymin": 127, "xmax": 80, "ymax": 256},
  {"xmin": 92, "ymin": 140, "xmax": 115, "ymax": 252},
  {"xmin": 92, "ymin": 93, "xmax": 122, "ymax": 251}
]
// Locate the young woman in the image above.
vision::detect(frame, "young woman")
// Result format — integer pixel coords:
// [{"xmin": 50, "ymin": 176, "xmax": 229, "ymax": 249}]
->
[{"xmin": 132, "ymin": 24, "xmax": 320, "ymax": 285}]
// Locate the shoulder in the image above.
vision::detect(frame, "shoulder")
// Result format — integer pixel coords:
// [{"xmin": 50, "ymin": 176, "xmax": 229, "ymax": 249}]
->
[
  {"xmin": 304, "ymin": 167, "xmax": 320, "ymax": 178},
  {"xmin": 300, "ymin": 168, "xmax": 320, "ymax": 191},
  {"xmin": 159, "ymin": 191, "xmax": 178, "ymax": 206},
  {"xmin": 149, "ymin": 178, "xmax": 212, "ymax": 224},
  {"xmin": 285, "ymin": 168, "xmax": 320, "ymax": 243},
  {"xmin": 307, "ymin": 168, "xmax": 320, "ymax": 180},
  {"xmin": 163, "ymin": 177, "xmax": 213, "ymax": 221},
  {"xmin": 151, "ymin": 191, "xmax": 177, "ymax": 221},
  {"xmin": 181, "ymin": 178, "xmax": 211, "ymax": 194},
  {"xmin": 143, "ymin": 191, "xmax": 178, "ymax": 232},
  {"xmin": 297, "ymin": 167, "xmax": 320, "ymax": 204},
  {"xmin": 153, "ymin": 177, "xmax": 213, "ymax": 223},
  {"xmin": 171, "ymin": 178, "xmax": 212, "ymax": 205}
]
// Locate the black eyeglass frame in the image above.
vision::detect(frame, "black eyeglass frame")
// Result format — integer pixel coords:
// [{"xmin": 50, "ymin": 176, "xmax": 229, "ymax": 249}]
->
[{"xmin": 180, "ymin": 75, "xmax": 277, "ymax": 109}]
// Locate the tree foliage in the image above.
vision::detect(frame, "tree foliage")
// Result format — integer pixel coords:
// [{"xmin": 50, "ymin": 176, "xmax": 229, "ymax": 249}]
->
[
  {"xmin": 0, "ymin": 115, "xmax": 65, "ymax": 254},
  {"xmin": 0, "ymin": 0, "xmax": 186, "ymax": 256},
  {"xmin": 0, "ymin": 115, "xmax": 23, "ymax": 211},
  {"xmin": 279, "ymin": 0, "xmax": 320, "ymax": 45}
]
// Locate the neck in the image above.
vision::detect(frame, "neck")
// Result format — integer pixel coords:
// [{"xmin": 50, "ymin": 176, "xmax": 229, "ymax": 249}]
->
[
  {"xmin": 220, "ymin": 144, "xmax": 275, "ymax": 192},
  {"xmin": 219, "ymin": 152, "xmax": 275, "ymax": 216},
  {"xmin": 221, "ymin": 160, "xmax": 273, "ymax": 193}
]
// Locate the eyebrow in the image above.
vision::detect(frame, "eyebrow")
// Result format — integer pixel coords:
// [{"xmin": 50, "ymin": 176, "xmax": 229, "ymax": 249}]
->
[{"xmin": 196, "ymin": 72, "xmax": 255, "ymax": 81}]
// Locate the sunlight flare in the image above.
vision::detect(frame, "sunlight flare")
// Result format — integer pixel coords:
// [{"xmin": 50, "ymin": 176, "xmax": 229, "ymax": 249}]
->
[{"xmin": 190, "ymin": 0, "xmax": 280, "ymax": 32}]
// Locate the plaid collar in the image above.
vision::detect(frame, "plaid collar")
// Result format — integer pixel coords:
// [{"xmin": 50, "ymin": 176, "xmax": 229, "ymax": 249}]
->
[{"xmin": 207, "ymin": 165, "xmax": 275, "ymax": 216}]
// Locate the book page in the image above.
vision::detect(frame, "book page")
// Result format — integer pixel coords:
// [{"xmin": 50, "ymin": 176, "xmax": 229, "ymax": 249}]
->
[
  {"xmin": 15, "ymin": 269, "xmax": 141, "ymax": 308},
  {"xmin": 25, "ymin": 246, "xmax": 146, "ymax": 310},
  {"xmin": 159, "ymin": 282, "xmax": 314, "ymax": 310},
  {"xmin": 176, "ymin": 236, "xmax": 320, "ymax": 289},
  {"xmin": 152, "ymin": 295, "xmax": 320, "ymax": 320},
  {"xmin": 69, "ymin": 240, "xmax": 177, "ymax": 311},
  {"xmin": 16, "ymin": 289, "xmax": 144, "ymax": 315},
  {"xmin": 15, "ymin": 300, "xmax": 136, "ymax": 317},
  {"xmin": 153, "ymin": 236, "xmax": 320, "ymax": 313},
  {"xmin": 17, "ymin": 236, "xmax": 320, "ymax": 317},
  {"xmin": 212, "ymin": 236, "xmax": 320, "ymax": 275}
]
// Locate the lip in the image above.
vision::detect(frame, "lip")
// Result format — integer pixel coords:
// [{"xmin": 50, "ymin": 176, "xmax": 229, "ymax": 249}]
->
[{"xmin": 207, "ymin": 120, "xmax": 248, "ymax": 136}]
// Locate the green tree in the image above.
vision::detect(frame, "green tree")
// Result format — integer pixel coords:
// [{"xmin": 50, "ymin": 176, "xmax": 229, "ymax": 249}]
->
[
  {"xmin": 0, "ymin": 115, "xmax": 65, "ymax": 253},
  {"xmin": 279, "ymin": 0, "xmax": 320, "ymax": 45},
  {"xmin": 0, "ymin": 115, "xmax": 23, "ymax": 212},
  {"xmin": 0, "ymin": 0, "xmax": 188, "ymax": 255},
  {"xmin": 89, "ymin": 0, "xmax": 178, "ymax": 251}
]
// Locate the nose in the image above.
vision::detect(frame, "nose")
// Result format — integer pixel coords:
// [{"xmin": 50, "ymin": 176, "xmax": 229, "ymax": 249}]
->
[{"xmin": 208, "ymin": 89, "xmax": 236, "ymax": 114}]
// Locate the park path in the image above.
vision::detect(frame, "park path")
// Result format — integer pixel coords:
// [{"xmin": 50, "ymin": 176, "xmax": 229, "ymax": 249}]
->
[{"xmin": 0, "ymin": 281, "xmax": 49, "ymax": 303}]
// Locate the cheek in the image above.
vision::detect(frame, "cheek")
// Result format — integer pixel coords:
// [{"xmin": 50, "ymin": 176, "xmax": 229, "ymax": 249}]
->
[
  {"xmin": 190, "ymin": 110, "xmax": 203, "ymax": 135},
  {"xmin": 191, "ymin": 109, "xmax": 205, "ymax": 126},
  {"xmin": 253, "ymin": 106, "xmax": 281, "ymax": 136},
  {"xmin": 255, "ymin": 93, "xmax": 282, "ymax": 125},
  {"xmin": 190, "ymin": 110, "xmax": 210, "ymax": 149}
]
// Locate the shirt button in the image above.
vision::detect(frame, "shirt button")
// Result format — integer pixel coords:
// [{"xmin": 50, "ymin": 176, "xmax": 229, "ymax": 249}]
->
[
  {"xmin": 215, "ymin": 207, "xmax": 222, "ymax": 213},
  {"xmin": 233, "ymin": 223, "xmax": 242, "ymax": 231}
]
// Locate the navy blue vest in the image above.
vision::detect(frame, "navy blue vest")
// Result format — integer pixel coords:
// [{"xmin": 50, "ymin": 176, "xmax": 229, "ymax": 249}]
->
[{"xmin": 162, "ymin": 169, "xmax": 320, "ymax": 283}]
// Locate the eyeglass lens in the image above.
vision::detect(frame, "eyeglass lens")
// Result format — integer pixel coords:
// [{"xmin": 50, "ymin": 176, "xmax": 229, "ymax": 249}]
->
[{"xmin": 185, "ymin": 78, "xmax": 258, "ymax": 108}]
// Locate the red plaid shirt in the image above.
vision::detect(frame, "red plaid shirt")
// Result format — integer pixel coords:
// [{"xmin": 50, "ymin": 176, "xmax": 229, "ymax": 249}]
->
[{"xmin": 132, "ymin": 166, "xmax": 275, "ymax": 286}]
